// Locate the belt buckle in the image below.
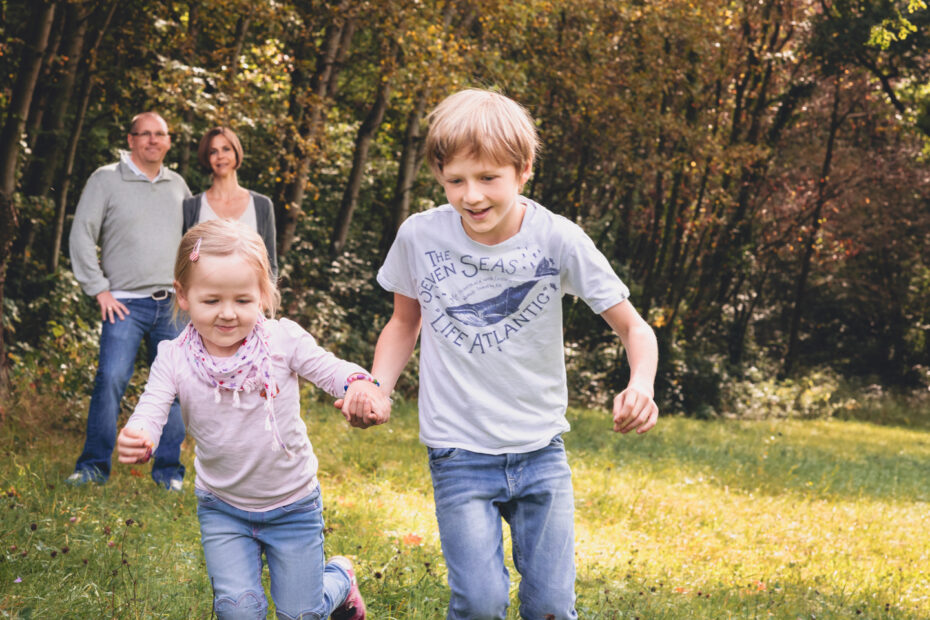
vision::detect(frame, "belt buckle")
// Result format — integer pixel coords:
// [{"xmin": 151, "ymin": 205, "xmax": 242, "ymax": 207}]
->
[{"xmin": 151, "ymin": 290, "xmax": 170, "ymax": 301}]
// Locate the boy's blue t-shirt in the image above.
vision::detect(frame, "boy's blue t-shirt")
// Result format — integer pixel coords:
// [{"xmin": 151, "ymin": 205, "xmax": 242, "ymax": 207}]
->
[{"xmin": 378, "ymin": 198, "xmax": 630, "ymax": 454}]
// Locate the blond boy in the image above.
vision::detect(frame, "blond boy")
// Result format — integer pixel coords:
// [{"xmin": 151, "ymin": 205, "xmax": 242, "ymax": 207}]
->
[{"xmin": 361, "ymin": 89, "xmax": 658, "ymax": 619}]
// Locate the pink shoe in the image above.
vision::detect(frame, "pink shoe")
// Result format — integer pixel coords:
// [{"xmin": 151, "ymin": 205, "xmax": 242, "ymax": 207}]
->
[{"xmin": 330, "ymin": 556, "xmax": 366, "ymax": 620}]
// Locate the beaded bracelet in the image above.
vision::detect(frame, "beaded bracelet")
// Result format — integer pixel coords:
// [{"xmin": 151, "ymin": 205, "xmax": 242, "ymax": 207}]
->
[{"xmin": 344, "ymin": 372, "xmax": 381, "ymax": 393}]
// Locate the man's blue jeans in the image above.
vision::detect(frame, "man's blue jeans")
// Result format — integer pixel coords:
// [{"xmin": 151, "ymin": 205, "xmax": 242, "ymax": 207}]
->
[
  {"xmin": 73, "ymin": 296, "xmax": 186, "ymax": 486},
  {"xmin": 428, "ymin": 435, "xmax": 578, "ymax": 620},
  {"xmin": 195, "ymin": 487, "xmax": 351, "ymax": 619}
]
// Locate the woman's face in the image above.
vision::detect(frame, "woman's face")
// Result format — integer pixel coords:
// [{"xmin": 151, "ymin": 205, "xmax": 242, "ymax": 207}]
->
[{"xmin": 208, "ymin": 134, "xmax": 238, "ymax": 178}]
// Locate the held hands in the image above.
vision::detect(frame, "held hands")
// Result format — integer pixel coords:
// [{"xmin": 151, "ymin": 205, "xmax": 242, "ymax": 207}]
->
[
  {"xmin": 335, "ymin": 379, "xmax": 392, "ymax": 429},
  {"xmin": 612, "ymin": 385, "xmax": 658, "ymax": 434},
  {"xmin": 96, "ymin": 291, "xmax": 130, "ymax": 323},
  {"xmin": 117, "ymin": 426, "xmax": 154, "ymax": 464}
]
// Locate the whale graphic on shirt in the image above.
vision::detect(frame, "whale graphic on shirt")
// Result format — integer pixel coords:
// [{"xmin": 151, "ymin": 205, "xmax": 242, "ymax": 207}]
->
[{"xmin": 445, "ymin": 258, "xmax": 559, "ymax": 327}]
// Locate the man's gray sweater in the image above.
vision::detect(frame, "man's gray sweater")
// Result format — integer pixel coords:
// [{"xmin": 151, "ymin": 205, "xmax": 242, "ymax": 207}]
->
[{"xmin": 69, "ymin": 160, "xmax": 190, "ymax": 297}]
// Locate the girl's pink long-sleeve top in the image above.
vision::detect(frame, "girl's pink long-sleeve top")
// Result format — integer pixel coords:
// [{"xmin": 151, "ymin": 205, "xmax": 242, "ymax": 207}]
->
[{"xmin": 127, "ymin": 318, "xmax": 366, "ymax": 511}]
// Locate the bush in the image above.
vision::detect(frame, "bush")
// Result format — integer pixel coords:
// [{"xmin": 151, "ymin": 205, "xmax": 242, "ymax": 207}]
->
[{"xmin": 720, "ymin": 364, "xmax": 856, "ymax": 419}]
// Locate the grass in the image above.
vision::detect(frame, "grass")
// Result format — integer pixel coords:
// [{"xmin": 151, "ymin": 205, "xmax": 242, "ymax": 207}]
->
[{"xmin": 1, "ymin": 394, "xmax": 929, "ymax": 618}]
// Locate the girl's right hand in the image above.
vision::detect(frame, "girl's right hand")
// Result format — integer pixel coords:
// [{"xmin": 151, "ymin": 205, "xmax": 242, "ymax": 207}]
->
[{"xmin": 117, "ymin": 426, "xmax": 154, "ymax": 464}]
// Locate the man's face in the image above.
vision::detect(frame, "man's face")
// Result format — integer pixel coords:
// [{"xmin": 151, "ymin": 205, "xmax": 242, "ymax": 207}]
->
[{"xmin": 127, "ymin": 114, "xmax": 171, "ymax": 168}]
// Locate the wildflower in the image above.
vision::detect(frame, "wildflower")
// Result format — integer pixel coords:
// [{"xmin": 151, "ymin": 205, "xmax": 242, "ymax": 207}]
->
[
  {"xmin": 14, "ymin": 577, "xmax": 21, "ymax": 583},
  {"xmin": 402, "ymin": 533, "xmax": 423, "ymax": 546}
]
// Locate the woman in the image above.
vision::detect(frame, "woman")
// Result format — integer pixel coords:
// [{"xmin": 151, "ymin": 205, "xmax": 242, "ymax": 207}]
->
[{"xmin": 183, "ymin": 127, "xmax": 278, "ymax": 278}]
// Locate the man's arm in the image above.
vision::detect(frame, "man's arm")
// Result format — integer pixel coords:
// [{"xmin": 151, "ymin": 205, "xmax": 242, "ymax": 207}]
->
[
  {"xmin": 600, "ymin": 299, "xmax": 659, "ymax": 434},
  {"xmin": 69, "ymin": 171, "xmax": 129, "ymax": 322}
]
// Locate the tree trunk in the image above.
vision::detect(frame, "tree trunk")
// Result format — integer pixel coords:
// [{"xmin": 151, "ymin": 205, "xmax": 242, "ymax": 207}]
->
[
  {"xmin": 227, "ymin": 11, "xmax": 252, "ymax": 80},
  {"xmin": 382, "ymin": 91, "xmax": 429, "ymax": 255},
  {"xmin": 782, "ymin": 79, "xmax": 844, "ymax": 378},
  {"xmin": 0, "ymin": 1, "xmax": 58, "ymax": 388},
  {"xmin": 23, "ymin": 1, "xmax": 88, "ymax": 199},
  {"xmin": 177, "ymin": 1, "xmax": 200, "ymax": 180},
  {"xmin": 49, "ymin": 0, "xmax": 118, "ymax": 271},
  {"xmin": 330, "ymin": 65, "xmax": 392, "ymax": 257},
  {"xmin": 275, "ymin": 10, "xmax": 353, "ymax": 255},
  {"xmin": 24, "ymin": 8, "xmax": 64, "ymax": 153}
]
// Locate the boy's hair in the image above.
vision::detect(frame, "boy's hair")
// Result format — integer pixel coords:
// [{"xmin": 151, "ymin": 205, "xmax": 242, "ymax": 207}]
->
[
  {"xmin": 174, "ymin": 219, "xmax": 280, "ymax": 317},
  {"xmin": 425, "ymin": 89, "xmax": 540, "ymax": 179},
  {"xmin": 197, "ymin": 127, "xmax": 244, "ymax": 174}
]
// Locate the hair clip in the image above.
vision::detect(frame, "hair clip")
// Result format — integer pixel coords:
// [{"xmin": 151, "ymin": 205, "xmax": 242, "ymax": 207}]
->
[{"xmin": 190, "ymin": 237, "xmax": 203, "ymax": 262}]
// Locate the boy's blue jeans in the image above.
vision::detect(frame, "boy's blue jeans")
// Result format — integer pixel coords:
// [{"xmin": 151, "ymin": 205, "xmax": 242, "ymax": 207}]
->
[
  {"xmin": 428, "ymin": 435, "xmax": 578, "ymax": 620},
  {"xmin": 72, "ymin": 296, "xmax": 186, "ymax": 486},
  {"xmin": 195, "ymin": 487, "xmax": 351, "ymax": 620}
]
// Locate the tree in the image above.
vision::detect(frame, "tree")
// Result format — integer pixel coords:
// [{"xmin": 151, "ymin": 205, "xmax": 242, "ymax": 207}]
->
[{"xmin": 0, "ymin": 1, "xmax": 57, "ymax": 387}]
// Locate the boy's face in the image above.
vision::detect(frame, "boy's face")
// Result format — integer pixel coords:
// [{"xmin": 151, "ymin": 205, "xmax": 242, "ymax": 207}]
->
[{"xmin": 439, "ymin": 155, "xmax": 532, "ymax": 245}]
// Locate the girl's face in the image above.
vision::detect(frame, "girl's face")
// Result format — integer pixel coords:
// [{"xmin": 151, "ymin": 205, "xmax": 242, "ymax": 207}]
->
[
  {"xmin": 208, "ymin": 134, "xmax": 238, "ymax": 178},
  {"xmin": 176, "ymin": 253, "xmax": 264, "ymax": 357}
]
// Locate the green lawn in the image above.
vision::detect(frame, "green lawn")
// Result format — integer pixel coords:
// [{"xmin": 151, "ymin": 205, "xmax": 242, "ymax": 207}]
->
[{"xmin": 2, "ymin": 396, "xmax": 928, "ymax": 618}]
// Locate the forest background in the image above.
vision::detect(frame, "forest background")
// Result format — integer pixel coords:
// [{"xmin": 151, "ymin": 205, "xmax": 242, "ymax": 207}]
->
[{"xmin": 0, "ymin": 0, "xmax": 929, "ymax": 421}]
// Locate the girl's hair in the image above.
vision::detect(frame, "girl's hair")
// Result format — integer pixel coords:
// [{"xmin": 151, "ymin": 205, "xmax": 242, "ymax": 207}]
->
[
  {"xmin": 197, "ymin": 127, "xmax": 244, "ymax": 174},
  {"xmin": 425, "ymin": 88, "xmax": 540, "ymax": 180},
  {"xmin": 174, "ymin": 219, "xmax": 280, "ymax": 317}
]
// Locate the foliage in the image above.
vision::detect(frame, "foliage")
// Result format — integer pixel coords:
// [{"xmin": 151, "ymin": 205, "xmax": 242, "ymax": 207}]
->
[
  {"xmin": 2, "ymin": 394, "xmax": 930, "ymax": 617},
  {"xmin": 1, "ymin": 0, "xmax": 929, "ymax": 412},
  {"xmin": 720, "ymin": 365, "xmax": 853, "ymax": 420}
]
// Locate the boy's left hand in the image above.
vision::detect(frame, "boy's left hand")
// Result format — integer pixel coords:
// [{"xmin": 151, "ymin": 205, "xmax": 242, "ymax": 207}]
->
[{"xmin": 612, "ymin": 386, "xmax": 658, "ymax": 434}]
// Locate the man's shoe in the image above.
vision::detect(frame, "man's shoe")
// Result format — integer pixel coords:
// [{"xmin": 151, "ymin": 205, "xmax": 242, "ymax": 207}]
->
[
  {"xmin": 330, "ymin": 556, "xmax": 366, "ymax": 620},
  {"xmin": 65, "ymin": 469, "xmax": 104, "ymax": 486}
]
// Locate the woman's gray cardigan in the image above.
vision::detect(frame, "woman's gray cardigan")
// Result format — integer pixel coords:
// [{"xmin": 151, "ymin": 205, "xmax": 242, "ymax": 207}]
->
[{"xmin": 182, "ymin": 191, "xmax": 278, "ymax": 279}]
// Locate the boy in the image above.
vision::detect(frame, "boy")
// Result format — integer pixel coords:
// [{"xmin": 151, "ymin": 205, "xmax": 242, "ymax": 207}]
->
[{"xmin": 359, "ymin": 89, "xmax": 658, "ymax": 619}]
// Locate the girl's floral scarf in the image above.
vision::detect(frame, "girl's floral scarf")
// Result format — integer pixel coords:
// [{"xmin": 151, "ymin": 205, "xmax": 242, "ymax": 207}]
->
[{"xmin": 177, "ymin": 316, "xmax": 292, "ymax": 458}]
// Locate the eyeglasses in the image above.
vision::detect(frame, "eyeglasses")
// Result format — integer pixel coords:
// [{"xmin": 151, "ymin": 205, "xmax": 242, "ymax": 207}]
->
[{"xmin": 130, "ymin": 131, "xmax": 170, "ymax": 139}]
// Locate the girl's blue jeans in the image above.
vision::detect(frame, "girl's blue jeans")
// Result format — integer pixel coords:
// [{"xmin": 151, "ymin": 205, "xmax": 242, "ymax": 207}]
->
[
  {"xmin": 428, "ymin": 435, "xmax": 578, "ymax": 620},
  {"xmin": 73, "ymin": 296, "xmax": 186, "ymax": 486},
  {"xmin": 195, "ymin": 486, "xmax": 351, "ymax": 620}
]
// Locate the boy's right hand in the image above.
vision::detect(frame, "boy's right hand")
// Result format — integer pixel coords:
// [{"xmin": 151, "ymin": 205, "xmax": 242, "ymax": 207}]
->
[
  {"xmin": 337, "ymin": 380, "xmax": 392, "ymax": 429},
  {"xmin": 117, "ymin": 426, "xmax": 154, "ymax": 464}
]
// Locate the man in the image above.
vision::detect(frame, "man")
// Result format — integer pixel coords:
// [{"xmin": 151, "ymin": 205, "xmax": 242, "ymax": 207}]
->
[{"xmin": 67, "ymin": 112, "xmax": 190, "ymax": 490}]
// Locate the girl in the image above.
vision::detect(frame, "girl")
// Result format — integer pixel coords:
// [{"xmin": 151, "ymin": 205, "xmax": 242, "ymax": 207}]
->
[{"xmin": 117, "ymin": 219, "xmax": 385, "ymax": 619}]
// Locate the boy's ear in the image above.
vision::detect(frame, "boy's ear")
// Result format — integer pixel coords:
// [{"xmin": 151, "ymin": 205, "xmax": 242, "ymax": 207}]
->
[
  {"xmin": 518, "ymin": 161, "xmax": 533, "ymax": 186},
  {"xmin": 174, "ymin": 281, "xmax": 189, "ymax": 311}
]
